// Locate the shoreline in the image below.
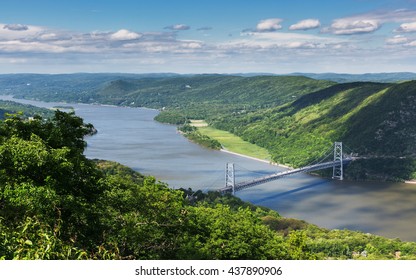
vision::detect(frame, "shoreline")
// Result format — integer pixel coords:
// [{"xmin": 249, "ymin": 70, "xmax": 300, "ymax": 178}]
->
[{"xmin": 220, "ymin": 148, "xmax": 292, "ymax": 169}]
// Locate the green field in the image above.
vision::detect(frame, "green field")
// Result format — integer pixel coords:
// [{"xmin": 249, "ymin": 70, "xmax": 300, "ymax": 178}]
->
[{"xmin": 192, "ymin": 120, "xmax": 271, "ymax": 161}]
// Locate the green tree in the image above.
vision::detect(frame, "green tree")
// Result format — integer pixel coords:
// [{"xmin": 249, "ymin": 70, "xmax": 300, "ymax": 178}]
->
[{"xmin": 179, "ymin": 204, "xmax": 287, "ymax": 259}]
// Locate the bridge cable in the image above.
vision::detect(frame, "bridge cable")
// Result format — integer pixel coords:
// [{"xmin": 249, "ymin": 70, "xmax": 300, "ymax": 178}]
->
[
  {"xmin": 233, "ymin": 143, "xmax": 335, "ymax": 180},
  {"xmin": 300, "ymin": 144, "xmax": 335, "ymax": 167},
  {"xmin": 343, "ymin": 144, "xmax": 355, "ymax": 155}
]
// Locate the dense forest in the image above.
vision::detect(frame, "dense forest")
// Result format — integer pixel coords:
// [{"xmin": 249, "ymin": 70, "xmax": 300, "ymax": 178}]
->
[
  {"xmin": 1, "ymin": 110, "xmax": 416, "ymax": 260},
  {"xmin": 0, "ymin": 100, "xmax": 53, "ymax": 120},
  {"xmin": 210, "ymin": 81, "xmax": 416, "ymax": 181},
  {"xmin": 1, "ymin": 73, "xmax": 415, "ymax": 181}
]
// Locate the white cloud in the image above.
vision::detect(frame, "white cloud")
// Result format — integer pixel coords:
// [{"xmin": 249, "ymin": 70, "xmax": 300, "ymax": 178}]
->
[
  {"xmin": 110, "ymin": 29, "xmax": 142, "ymax": 41},
  {"xmin": 164, "ymin": 24, "xmax": 190, "ymax": 31},
  {"xmin": 223, "ymin": 31, "xmax": 345, "ymax": 52},
  {"xmin": 0, "ymin": 40, "xmax": 66, "ymax": 53},
  {"xmin": 325, "ymin": 19, "xmax": 380, "ymax": 35},
  {"xmin": 256, "ymin": 18, "xmax": 283, "ymax": 32},
  {"xmin": 181, "ymin": 41, "xmax": 203, "ymax": 49},
  {"xmin": 323, "ymin": 9, "xmax": 416, "ymax": 35},
  {"xmin": 386, "ymin": 35, "xmax": 409, "ymax": 44},
  {"xmin": 395, "ymin": 22, "xmax": 416, "ymax": 33},
  {"xmin": 122, "ymin": 39, "xmax": 203, "ymax": 54},
  {"xmin": 1, "ymin": 13, "xmax": 416, "ymax": 74},
  {"xmin": 289, "ymin": 19, "xmax": 321, "ymax": 31}
]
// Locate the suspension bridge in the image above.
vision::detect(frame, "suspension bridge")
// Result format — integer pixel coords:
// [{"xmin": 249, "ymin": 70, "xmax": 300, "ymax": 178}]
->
[{"xmin": 219, "ymin": 142, "xmax": 356, "ymax": 194}]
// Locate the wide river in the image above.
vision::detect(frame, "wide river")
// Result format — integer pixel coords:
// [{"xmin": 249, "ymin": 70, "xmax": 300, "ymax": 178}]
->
[{"xmin": 2, "ymin": 96, "xmax": 416, "ymax": 241}]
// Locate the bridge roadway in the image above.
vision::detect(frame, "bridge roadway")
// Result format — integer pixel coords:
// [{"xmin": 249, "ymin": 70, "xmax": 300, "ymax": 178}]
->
[{"xmin": 219, "ymin": 158, "xmax": 353, "ymax": 193}]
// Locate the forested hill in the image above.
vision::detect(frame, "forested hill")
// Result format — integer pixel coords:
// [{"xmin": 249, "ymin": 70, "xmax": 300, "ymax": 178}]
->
[
  {"xmin": 2, "ymin": 74, "xmax": 334, "ymax": 118},
  {"xmin": 0, "ymin": 100, "xmax": 53, "ymax": 119},
  {"xmin": 211, "ymin": 80, "xmax": 416, "ymax": 181},
  {"xmin": 1, "ymin": 73, "xmax": 415, "ymax": 181}
]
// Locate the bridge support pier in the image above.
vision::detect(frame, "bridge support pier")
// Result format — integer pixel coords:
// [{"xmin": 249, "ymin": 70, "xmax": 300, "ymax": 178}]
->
[
  {"xmin": 225, "ymin": 163, "xmax": 235, "ymax": 195},
  {"xmin": 332, "ymin": 142, "xmax": 343, "ymax": 180}
]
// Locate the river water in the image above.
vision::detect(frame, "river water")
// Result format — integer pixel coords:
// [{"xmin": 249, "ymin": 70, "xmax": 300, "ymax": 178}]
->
[{"xmin": 2, "ymin": 95, "xmax": 416, "ymax": 241}]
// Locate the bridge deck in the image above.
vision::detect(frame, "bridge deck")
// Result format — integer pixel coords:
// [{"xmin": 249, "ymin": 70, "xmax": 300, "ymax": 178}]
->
[{"xmin": 219, "ymin": 158, "xmax": 352, "ymax": 193}]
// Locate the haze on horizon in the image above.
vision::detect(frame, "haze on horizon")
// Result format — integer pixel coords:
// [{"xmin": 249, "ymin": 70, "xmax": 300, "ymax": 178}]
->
[{"xmin": 1, "ymin": 0, "xmax": 416, "ymax": 74}]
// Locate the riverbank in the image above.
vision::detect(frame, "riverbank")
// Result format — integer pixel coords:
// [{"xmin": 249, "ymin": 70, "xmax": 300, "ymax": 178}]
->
[
  {"xmin": 189, "ymin": 120, "xmax": 295, "ymax": 169},
  {"xmin": 190, "ymin": 120, "xmax": 272, "ymax": 160}
]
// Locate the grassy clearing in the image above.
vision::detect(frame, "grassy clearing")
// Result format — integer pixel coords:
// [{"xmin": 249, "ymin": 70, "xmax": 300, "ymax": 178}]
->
[{"xmin": 193, "ymin": 121, "xmax": 271, "ymax": 161}]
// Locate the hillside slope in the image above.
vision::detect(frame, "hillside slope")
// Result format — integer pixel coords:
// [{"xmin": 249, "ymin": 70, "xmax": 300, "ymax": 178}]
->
[
  {"xmin": 94, "ymin": 75, "xmax": 335, "ymax": 119},
  {"xmin": 211, "ymin": 81, "xmax": 416, "ymax": 181},
  {"xmin": 1, "ymin": 74, "xmax": 334, "ymax": 118}
]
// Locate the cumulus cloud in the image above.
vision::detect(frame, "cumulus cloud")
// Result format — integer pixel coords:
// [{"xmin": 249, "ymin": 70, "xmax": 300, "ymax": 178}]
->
[
  {"xmin": 164, "ymin": 24, "xmax": 190, "ymax": 31},
  {"xmin": 3, "ymin": 23, "xmax": 29, "ymax": 31},
  {"xmin": 255, "ymin": 18, "xmax": 283, "ymax": 32},
  {"xmin": 110, "ymin": 29, "xmax": 142, "ymax": 41},
  {"xmin": 395, "ymin": 22, "xmax": 416, "ymax": 33},
  {"xmin": 324, "ymin": 19, "xmax": 380, "ymax": 35},
  {"xmin": 289, "ymin": 19, "xmax": 321, "ymax": 31},
  {"xmin": 2, "ymin": 11, "xmax": 416, "ymax": 74},
  {"xmin": 323, "ymin": 9, "xmax": 416, "ymax": 35}
]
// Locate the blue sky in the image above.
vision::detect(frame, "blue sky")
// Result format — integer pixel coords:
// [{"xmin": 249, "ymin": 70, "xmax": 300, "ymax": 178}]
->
[{"xmin": 1, "ymin": 0, "xmax": 416, "ymax": 74}]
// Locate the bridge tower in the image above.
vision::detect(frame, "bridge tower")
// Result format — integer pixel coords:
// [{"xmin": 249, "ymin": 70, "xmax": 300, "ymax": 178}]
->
[
  {"xmin": 225, "ymin": 163, "xmax": 236, "ymax": 195},
  {"xmin": 332, "ymin": 142, "xmax": 343, "ymax": 180}
]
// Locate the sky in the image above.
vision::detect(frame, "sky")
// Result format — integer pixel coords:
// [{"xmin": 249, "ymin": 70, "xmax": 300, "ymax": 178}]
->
[{"xmin": 1, "ymin": 0, "xmax": 416, "ymax": 74}]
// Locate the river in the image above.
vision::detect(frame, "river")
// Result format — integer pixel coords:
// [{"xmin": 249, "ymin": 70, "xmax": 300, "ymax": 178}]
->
[{"xmin": 2, "ymin": 95, "xmax": 416, "ymax": 241}]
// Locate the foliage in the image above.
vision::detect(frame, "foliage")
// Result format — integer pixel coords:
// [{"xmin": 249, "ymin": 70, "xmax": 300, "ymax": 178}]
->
[
  {"xmin": 2, "ymin": 74, "xmax": 416, "ymax": 258},
  {"xmin": 154, "ymin": 110, "xmax": 188, "ymax": 125},
  {"xmin": 210, "ymin": 81, "xmax": 416, "ymax": 180},
  {"xmin": 1, "ymin": 109, "xmax": 416, "ymax": 260},
  {"xmin": 0, "ymin": 100, "xmax": 53, "ymax": 120},
  {"xmin": 179, "ymin": 205, "xmax": 288, "ymax": 259},
  {"xmin": 3, "ymin": 74, "xmax": 416, "ymax": 181},
  {"xmin": 178, "ymin": 124, "xmax": 222, "ymax": 150},
  {"xmin": 110, "ymin": 75, "xmax": 416, "ymax": 181},
  {"xmin": 0, "ymin": 111, "xmax": 281, "ymax": 259}
]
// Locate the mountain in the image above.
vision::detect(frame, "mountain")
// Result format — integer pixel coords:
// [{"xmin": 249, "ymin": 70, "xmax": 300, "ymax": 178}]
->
[
  {"xmin": 211, "ymin": 81, "xmax": 416, "ymax": 181},
  {"xmin": 94, "ymin": 75, "xmax": 334, "ymax": 109},
  {"xmin": 290, "ymin": 72, "xmax": 416, "ymax": 83},
  {"xmin": 0, "ymin": 73, "xmax": 181, "ymax": 103}
]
